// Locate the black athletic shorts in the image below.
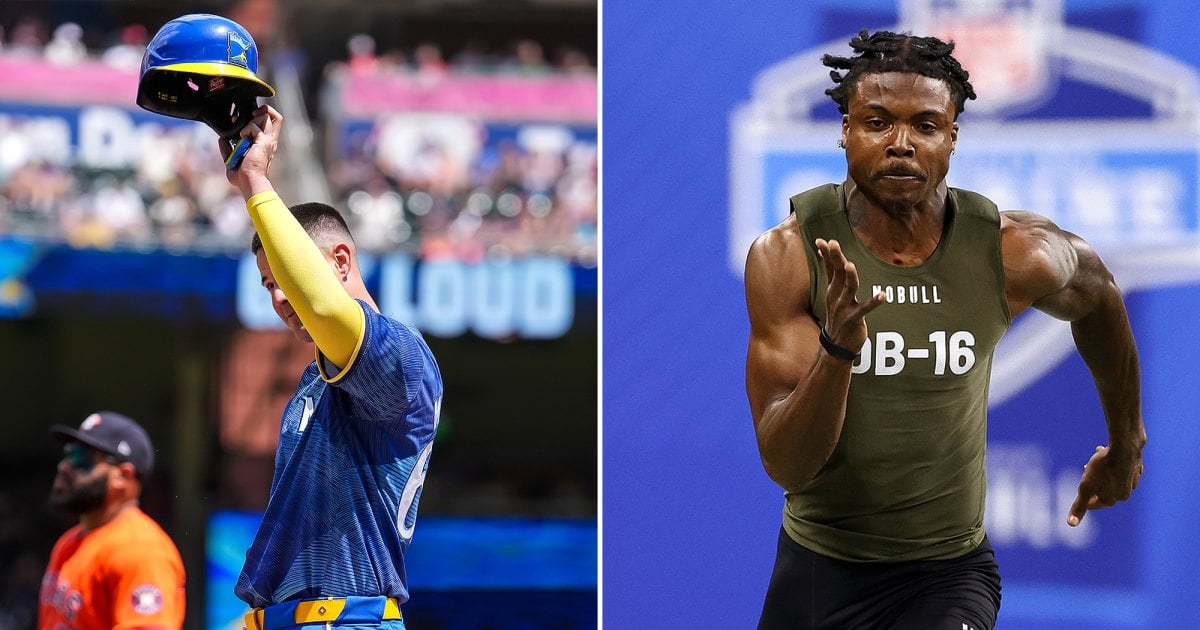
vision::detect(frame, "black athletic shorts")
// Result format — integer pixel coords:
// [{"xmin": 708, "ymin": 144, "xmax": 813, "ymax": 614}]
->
[{"xmin": 758, "ymin": 527, "xmax": 1002, "ymax": 630}]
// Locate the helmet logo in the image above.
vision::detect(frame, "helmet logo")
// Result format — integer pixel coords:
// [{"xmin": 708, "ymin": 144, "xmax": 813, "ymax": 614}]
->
[{"xmin": 227, "ymin": 31, "xmax": 251, "ymax": 69}]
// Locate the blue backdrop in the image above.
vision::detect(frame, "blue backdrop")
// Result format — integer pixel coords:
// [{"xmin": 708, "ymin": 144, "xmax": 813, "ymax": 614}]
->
[
  {"xmin": 602, "ymin": 1, "xmax": 1200, "ymax": 628},
  {"xmin": 206, "ymin": 513, "xmax": 597, "ymax": 629}
]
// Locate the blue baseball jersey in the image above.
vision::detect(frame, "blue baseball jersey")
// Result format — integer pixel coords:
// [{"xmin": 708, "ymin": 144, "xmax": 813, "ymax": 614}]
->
[{"xmin": 235, "ymin": 301, "xmax": 443, "ymax": 609}]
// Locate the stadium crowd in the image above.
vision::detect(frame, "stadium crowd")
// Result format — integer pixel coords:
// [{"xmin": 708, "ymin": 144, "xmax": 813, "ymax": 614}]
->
[{"xmin": 0, "ymin": 15, "xmax": 597, "ymax": 261}]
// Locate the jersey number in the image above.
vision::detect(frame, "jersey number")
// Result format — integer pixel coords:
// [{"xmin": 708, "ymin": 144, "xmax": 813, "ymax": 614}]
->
[
  {"xmin": 850, "ymin": 330, "xmax": 977, "ymax": 376},
  {"xmin": 397, "ymin": 396, "xmax": 441, "ymax": 540}
]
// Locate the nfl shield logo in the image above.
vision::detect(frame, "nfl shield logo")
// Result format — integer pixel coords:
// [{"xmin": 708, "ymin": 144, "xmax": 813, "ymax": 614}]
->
[{"xmin": 900, "ymin": 0, "xmax": 1055, "ymax": 115}]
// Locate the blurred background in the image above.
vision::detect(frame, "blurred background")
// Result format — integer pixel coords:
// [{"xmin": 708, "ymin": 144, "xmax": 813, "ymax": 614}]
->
[
  {"xmin": 603, "ymin": 0, "xmax": 1200, "ymax": 629},
  {"xmin": 0, "ymin": 0, "xmax": 596, "ymax": 628}
]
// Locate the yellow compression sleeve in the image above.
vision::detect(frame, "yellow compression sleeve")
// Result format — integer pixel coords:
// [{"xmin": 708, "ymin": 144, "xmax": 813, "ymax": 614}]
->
[{"xmin": 247, "ymin": 191, "xmax": 364, "ymax": 369}]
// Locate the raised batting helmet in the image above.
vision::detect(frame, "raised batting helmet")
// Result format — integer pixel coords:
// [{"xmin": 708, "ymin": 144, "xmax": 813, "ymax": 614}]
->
[{"xmin": 136, "ymin": 14, "xmax": 274, "ymax": 138}]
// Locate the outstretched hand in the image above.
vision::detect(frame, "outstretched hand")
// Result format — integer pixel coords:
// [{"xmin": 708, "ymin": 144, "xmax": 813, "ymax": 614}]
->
[
  {"xmin": 1067, "ymin": 444, "xmax": 1143, "ymax": 526},
  {"xmin": 219, "ymin": 105, "xmax": 283, "ymax": 198},
  {"xmin": 814, "ymin": 238, "xmax": 887, "ymax": 355}
]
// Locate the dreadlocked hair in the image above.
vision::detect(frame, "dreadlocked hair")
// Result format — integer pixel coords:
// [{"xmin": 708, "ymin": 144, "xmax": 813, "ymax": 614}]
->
[{"xmin": 822, "ymin": 29, "xmax": 977, "ymax": 117}]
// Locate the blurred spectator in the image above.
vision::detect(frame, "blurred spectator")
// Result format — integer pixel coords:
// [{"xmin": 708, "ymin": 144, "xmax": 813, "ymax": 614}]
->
[
  {"xmin": 3, "ymin": 162, "xmax": 73, "ymax": 234},
  {"xmin": 503, "ymin": 39, "xmax": 552, "ymax": 76},
  {"xmin": 413, "ymin": 42, "xmax": 449, "ymax": 81},
  {"xmin": 452, "ymin": 40, "xmax": 496, "ymax": 74},
  {"xmin": 7, "ymin": 16, "xmax": 46, "ymax": 58},
  {"xmin": 0, "ymin": 118, "xmax": 33, "ymax": 179},
  {"xmin": 91, "ymin": 174, "xmax": 150, "ymax": 242},
  {"xmin": 194, "ymin": 180, "xmax": 253, "ymax": 249},
  {"xmin": 557, "ymin": 45, "xmax": 596, "ymax": 75},
  {"xmin": 44, "ymin": 22, "xmax": 86, "ymax": 65},
  {"xmin": 374, "ymin": 114, "xmax": 478, "ymax": 199},
  {"xmin": 376, "ymin": 48, "xmax": 408, "ymax": 74},
  {"xmin": 101, "ymin": 23, "xmax": 149, "ymax": 71},
  {"xmin": 518, "ymin": 125, "xmax": 571, "ymax": 195},
  {"xmin": 328, "ymin": 129, "xmax": 378, "ymax": 195},
  {"xmin": 347, "ymin": 173, "xmax": 407, "ymax": 251},
  {"xmin": 559, "ymin": 143, "xmax": 599, "ymax": 249},
  {"xmin": 61, "ymin": 196, "xmax": 115, "ymax": 249},
  {"xmin": 346, "ymin": 33, "xmax": 378, "ymax": 75},
  {"xmin": 147, "ymin": 179, "xmax": 198, "ymax": 248}
]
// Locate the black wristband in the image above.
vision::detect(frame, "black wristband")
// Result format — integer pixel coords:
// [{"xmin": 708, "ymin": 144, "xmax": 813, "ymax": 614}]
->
[{"xmin": 819, "ymin": 328, "xmax": 860, "ymax": 362}]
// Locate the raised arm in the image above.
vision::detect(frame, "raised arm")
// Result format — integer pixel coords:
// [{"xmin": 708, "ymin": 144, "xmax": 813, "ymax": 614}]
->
[
  {"xmin": 1001, "ymin": 211, "xmax": 1147, "ymax": 526},
  {"xmin": 224, "ymin": 106, "xmax": 364, "ymax": 368},
  {"xmin": 745, "ymin": 222, "xmax": 885, "ymax": 491}
]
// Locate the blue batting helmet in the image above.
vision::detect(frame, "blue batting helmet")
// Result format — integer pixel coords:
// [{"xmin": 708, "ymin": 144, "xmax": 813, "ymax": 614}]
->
[{"xmin": 136, "ymin": 14, "xmax": 274, "ymax": 137}]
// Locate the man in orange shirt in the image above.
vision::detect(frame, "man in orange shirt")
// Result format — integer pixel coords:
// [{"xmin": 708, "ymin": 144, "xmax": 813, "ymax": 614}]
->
[{"xmin": 38, "ymin": 411, "xmax": 185, "ymax": 630}]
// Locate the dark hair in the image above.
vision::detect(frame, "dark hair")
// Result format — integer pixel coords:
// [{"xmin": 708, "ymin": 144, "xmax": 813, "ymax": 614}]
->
[
  {"xmin": 823, "ymin": 29, "xmax": 977, "ymax": 118},
  {"xmin": 250, "ymin": 202, "xmax": 355, "ymax": 253}
]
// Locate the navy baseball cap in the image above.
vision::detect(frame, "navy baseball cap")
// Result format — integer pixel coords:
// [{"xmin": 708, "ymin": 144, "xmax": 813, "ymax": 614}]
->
[{"xmin": 50, "ymin": 412, "xmax": 155, "ymax": 478}]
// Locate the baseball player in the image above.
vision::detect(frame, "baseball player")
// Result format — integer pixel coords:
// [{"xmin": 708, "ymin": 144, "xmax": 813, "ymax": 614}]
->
[
  {"xmin": 38, "ymin": 411, "xmax": 186, "ymax": 630},
  {"xmin": 224, "ymin": 102, "xmax": 442, "ymax": 629}
]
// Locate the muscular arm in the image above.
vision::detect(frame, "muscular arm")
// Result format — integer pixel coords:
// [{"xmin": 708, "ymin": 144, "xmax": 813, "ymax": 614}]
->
[
  {"xmin": 745, "ymin": 223, "xmax": 882, "ymax": 491},
  {"xmin": 1002, "ymin": 211, "xmax": 1147, "ymax": 524}
]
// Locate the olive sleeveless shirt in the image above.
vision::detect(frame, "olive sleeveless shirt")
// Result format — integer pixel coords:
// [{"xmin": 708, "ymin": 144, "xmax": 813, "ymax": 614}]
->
[{"xmin": 784, "ymin": 182, "xmax": 1011, "ymax": 562}]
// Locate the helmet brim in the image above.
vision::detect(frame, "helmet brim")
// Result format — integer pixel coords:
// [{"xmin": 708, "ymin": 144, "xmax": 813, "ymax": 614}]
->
[{"xmin": 151, "ymin": 62, "xmax": 275, "ymax": 96}]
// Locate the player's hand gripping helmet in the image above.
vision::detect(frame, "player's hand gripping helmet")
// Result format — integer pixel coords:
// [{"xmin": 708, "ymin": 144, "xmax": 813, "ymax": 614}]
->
[{"xmin": 136, "ymin": 14, "xmax": 275, "ymax": 139}]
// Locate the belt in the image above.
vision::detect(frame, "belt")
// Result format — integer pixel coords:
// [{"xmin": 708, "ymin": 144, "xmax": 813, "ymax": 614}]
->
[{"xmin": 244, "ymin": 597, "xmax": 402, "ymax": 629}]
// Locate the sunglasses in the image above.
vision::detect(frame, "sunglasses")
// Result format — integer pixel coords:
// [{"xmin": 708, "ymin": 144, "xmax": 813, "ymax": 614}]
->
[{"xmin": 62, "ymin": 442, "xmax": 120, "ymax": 472}]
